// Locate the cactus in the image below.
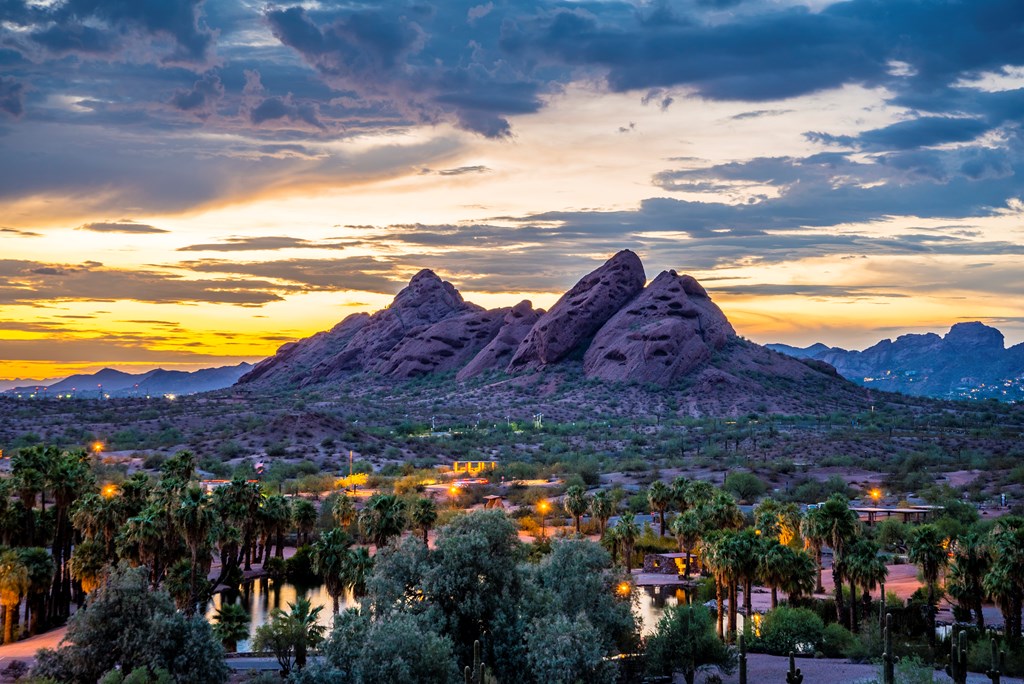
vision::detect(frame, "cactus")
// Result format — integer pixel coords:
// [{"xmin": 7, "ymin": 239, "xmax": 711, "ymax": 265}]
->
[
  {"xmin": 785, "ymin": 652, "xmax": 803, "ymax": 684},
  {"xmin": 986, "ymin": 633, "xmax": 1005, "ymax": 684},
  {"xmin": 464, "ymin": 639, "xmax": 487, "ymax": 684},
  {"xmin": 738, "ymin": 633, "xmax": 747, "ymax": 684},
  {"xmin": 882, "ymin": 613, "xmax": 896, "ymax": 684},
  {"xmin": 945, "ymin": 626, "xmax": 968, "ymax": 684}
]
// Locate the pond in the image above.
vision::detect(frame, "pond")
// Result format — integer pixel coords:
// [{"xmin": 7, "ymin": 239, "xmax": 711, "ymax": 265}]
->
[
  {"xmin": 634, "ymin": 584, "xmax": 745, "ymax": 636},
  {"xmin": 204, "ymin": 580, "xmax": 358, "ymax": 652},
  {"xmin": 206, "ymin": 579, "xmax": 743, "ymax": 650}
]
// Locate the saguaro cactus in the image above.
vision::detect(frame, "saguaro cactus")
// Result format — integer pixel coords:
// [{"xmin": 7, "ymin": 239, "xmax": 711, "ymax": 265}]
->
[
  {"xmin": 785, "ymin": 652, "xmax": 803, "ymax": 684},
  {"xmin": 945, "ymin": 626, "xmax": 968, "ymax": 684},
  {"xmin": 882, "ymin": 613, "xmax": 896, "ymax": 684},
  {"xmin": 986, "ymin": 633, "xmax": 1005, "ymax": 684},
  {"xmin": 738, "ymin": 633, "xmax": 747, "ymax": 684},
  {"xmin": 464, "ymin": 639, "xmax": 485, "ymax": 684}
]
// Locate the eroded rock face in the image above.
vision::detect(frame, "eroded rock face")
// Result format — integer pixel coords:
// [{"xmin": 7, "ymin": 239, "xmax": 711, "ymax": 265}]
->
[
  {"xmin": 313, "ymin": 269, "xmax": 479, "ymax": 379},
  {"xmin": 457, "ymin": 300, "xmax": 542, "ymax": 381},
  {"xmin": 379, "ymin": 308, "xmax": 508, "ymax": 378},
  {"xmin": 237, "ymin": 312, "xmax": 371, "ymax": 386},
  {"xmin": 583, "ymin": 270, "xmax": 735, "ymax": 385},
  {"xmin": 508, "ymin": 250, "xmax": 645, "ymax": 370}
]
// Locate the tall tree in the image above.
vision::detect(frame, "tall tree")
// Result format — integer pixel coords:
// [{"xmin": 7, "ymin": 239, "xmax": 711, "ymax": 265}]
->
[
  {"xmin": 18, "ymin": 547, "xmax": 54, "ymax": 637},
  {"xmin": 410, "ymin": 498, "xmax": 438, "ymax": 545},
  {"xmin": 908, "ymin": 524, "xmax": 948, "ymax": 645},
  {"xmin": 292, "ymin": 499, "xmax": 318, "ymax": 546},
  {"xmin": 983, "ymin": 518, "xmax": 1024, "ymax": 640},
  {"xmin": 312, "ymin": 528, "xmax": 352, "ymax": 613},
  {"xmin": 670, "ymin": 510, "xmax": 704, "ymax": 578},
  {"xmin": 46, "ymin": 448, "xmax": 93, "ymax": 621},
  {"xmin": 589, "ymin": 491, "xmax": 614, "ymax": 538},
  {"xmin": 814, "ymin": 495, "xmax": 860, "ymax": 627},
  {"xmin": 615, "ymin": 512, "xmax": 640, "ymax": 573},
  {"xmin": 174, "ymin": 486, "xmax": 217, "ymax": 614},
  {"xmin": 648, "ymin": 481, "xmax": 672, "ymax": 537},
  {"xmin": 845, "ymin": 538, "xmax": 887, "ymax": 632},
  {"xmin": 0, "ymin": 549, "xmax": 29, "ymax": 644},
  {"xmin": 359, "ymin": 494, "xmax": 407, "ymax": 549},
  {"xmin": 564, "ymin": 485, "xmax": 590, "ymax": 535},
  {"xmin": 947, "ymin": 532, "xmax": 990, "ymax": 631}
]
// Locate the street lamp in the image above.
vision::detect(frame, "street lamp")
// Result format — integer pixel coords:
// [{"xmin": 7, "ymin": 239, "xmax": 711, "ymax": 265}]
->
[
  {"xmin": 537, "ymin": 500, "xmax": 550, "ymax": 539},
  {"xmin": 101, "ymin": 483, "xmax": 118, "ymax": 498},
  {"xmin": 870, "ymin": 488, "xmax": 882, "ymax": 504},
  {"xmin": 449, "ymin": 485, "xmax": 460, "ymax": 508},
  {"xmin": 92, "ymin": 442, "xmax": 104, "ymax": 455}
]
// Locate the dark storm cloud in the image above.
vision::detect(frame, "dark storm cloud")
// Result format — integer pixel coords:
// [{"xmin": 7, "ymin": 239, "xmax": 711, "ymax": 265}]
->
[
  {"xmin": 169, "ymin": 73, "xmax": 224, "ymax": 117},
  {"xmin": 3, "ymin": 0, "xmax": 217, "ymax": 67},
  {"xmin": 78, "ymin": 221, "xmax": 169, "ymax": 234},
  {"xmin": 0, "ymin": 259, "xmax": 290, "ymax": 305}
]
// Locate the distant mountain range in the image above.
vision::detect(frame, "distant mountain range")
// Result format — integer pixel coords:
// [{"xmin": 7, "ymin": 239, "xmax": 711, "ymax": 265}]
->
[
  {"xmin": 767, "ymin": 322, "xmax": 1024, "ymax": 401},
  {"xmin": 237, "ymin": 250, "xmax": 868, "ymax": 415},
  {"xmin": 3, "ymin": 363, "xmax": 253, "ymax": 398}
]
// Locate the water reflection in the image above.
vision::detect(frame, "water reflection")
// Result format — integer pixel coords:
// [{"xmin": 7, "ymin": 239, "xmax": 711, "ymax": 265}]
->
[
  {"xmin": 634, "ymin": 584, "xmax": 744, "ymax": 636},
  {"xmin": 205, "ymin": 580, "xmax": 359, "ymax": 652}
]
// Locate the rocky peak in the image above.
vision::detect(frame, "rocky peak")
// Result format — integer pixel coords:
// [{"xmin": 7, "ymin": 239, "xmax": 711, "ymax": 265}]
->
[
  {"xmin": 388, "ymin": 269, "xmax": 467, "ymax": 315},
  {"xmin": 583, "ymin": 269, "xmax": 735, "ymax": 385},
  {"xmin": 508, "ymin": 250, "xmax": 646, "ymax": 369},
  {"xmin": 944, "ymin": 321, "xmax": 1004, "ymax": 352}
]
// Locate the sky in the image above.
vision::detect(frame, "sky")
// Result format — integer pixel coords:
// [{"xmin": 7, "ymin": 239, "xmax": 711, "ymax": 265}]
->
[{"xmin": 1, "ymin": 0, "xmax": 1023, "ymax": 381}]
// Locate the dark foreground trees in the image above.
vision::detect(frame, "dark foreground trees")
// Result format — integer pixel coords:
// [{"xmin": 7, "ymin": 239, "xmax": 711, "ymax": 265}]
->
[
  {"xmin": 296, "ymin": 510, "xmax": 636, "ymax": 684},
  {"xmin": 33, "ymin": 564, "xmax": 228, "ymax": 684},
  {"xmin": 645, "ymin": 605, "xmax": 736, "ymax": 684}
]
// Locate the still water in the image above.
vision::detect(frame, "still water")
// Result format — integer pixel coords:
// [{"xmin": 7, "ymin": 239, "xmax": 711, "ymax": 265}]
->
[
  {"xmin": 634, "ymin": 584, "xmax": 745, "ymax": 636},
  {"xmin": 205, "ymin": 580, "xmax": 359, "ymax": 652},
  {"xmin": 207, "ymin": 580, "xmax": 742, "ymax": 649}
]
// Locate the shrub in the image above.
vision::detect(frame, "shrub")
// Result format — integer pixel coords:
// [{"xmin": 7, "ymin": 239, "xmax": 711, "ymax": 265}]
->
[
  {"xmin": 754, "ymin": 607, "xmax": 824, "ymax": 656},
  {"xmin": 820, "ymin": 623, "xmax": 856, "ymax": 658}
]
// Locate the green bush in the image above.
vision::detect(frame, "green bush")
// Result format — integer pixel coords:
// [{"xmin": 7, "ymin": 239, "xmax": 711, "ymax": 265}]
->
[
  {"xmin": 820, "ymin": 623, "xmax": 856, "ymax": 658},
  {"xmin": 754, "ymin": 607, "xmax": 824, "ymax": 656}
]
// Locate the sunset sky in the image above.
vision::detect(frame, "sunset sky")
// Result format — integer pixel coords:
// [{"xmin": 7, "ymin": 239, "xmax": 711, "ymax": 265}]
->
[{"xmin": 2, "ymin": 0, "xmax": 1023, "ymax": 381}]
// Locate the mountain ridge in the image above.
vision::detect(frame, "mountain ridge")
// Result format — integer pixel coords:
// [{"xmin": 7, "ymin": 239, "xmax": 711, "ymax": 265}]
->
[
  {"xmin": 767, "ymin": 322, "xmax": 1024, "ymax": 401},
  {"xmin": 238, "ymin": 251, "xmax": 865, "ymax": 414},
  {"xmin": 3, "ymin": 362, "xmax": 253, "ymax": 398}
]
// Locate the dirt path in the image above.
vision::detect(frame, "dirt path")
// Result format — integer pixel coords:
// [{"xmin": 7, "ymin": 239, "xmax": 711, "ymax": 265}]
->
[{"xmin": 714, "ymin": 653, "xmax": 1024, "ymax": 684}]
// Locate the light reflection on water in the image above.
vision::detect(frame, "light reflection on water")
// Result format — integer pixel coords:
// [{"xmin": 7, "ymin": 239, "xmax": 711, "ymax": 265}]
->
[
  {"xmin": 208, "ymin": 580, "xmax": 744, "ymax": 649},
  {"xmin": 634, "ymin": 584, "xmax": 744, "ymax": 636},
  {"xmin": 205, "ymin": 580, "xmax": 359, "ymax": 652}
]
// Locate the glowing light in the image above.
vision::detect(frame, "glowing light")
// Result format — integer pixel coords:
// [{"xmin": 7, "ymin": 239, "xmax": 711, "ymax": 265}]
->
[
  {"xmin": 92, "ymin": 442, "xmax": 104, "ymax": 453},
  {"xmin": 101, "ymin": 484, "xmax": 118, "ymax": 498},
  {"xmin": 870, "ymin": 489, "xmax": 882, "ymax": 503},
  {"xmin": 164, "ymin": 393, "xmax": 177, "ymax": 401},
  {"xmin": 616, "ymin": 581, "xmax": 631, "ymax": 597}
]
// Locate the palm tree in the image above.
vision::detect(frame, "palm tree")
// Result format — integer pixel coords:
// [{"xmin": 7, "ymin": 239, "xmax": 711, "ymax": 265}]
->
[
  {"xmin": 359, "ymin": 494, "xmax": 406, "ymax": 549},
  {"xmin": 648, "ymin": 481, "xmax": 672, "ymax": 537},
  {"xmin": 17, "ymin": 547, "xmax": 54, "ymax": 637},
  {"xmin": 699, "ymin": 531, "xmax": 730, "ymax": 640},
  {"xmin": 780, "ymin": 548, "xmax": 817, "ymax": 604},
  {"xmin": 46, "ymin": 449, "xmax": 93, "ymax": 621},
  {"xmin": 801, "ymin": 507, "xmax": 828, "ymax": 594},
  {"xmin": 563, "ymin": 485, "xmax": 589, "ymax": 534},
  {"xmin": 615, "ymin": 512, "xmax": 640, "ymax": 573},
  {"xmin": 670, "ymin": 476, "xmax": 691, "ymax": 512},
  {"xmin": 118, "ymin": 504, "xmax": 167, "ymax": 585},
  {"xmin": 755, "ymin": 498, "xmax": 802, "ymax": 547},
  {"xmin": 174, "ymin": 486, "xmax": 217, "ymax": 613},
  {"xmin": 682, "ymin": 480, "xmax": 716, "ymax": 510},
  {"xmin": 590, "ymin": 491, "xmax": 614, "ymax": 538},
  {"xmin": 343, "ymin": 547, "xmax": 373, "ymax": 596},
  {"xmin": 292, "ymin": 499, "xmax": 318, "ymax": 546},
  {"xmin": 703, "ymin": 492, "xmax": 744, "ymax": 531},
  {"xmin": 908, "ymin": 524, "xmax": 948, "ymax": 645},
  {"xmin": 333, "ymin": 493, "xmax": 356, "ymax": 529},
  {"xmin": 11, "ymin": 445, "xmax": 48, "ymax": 546},
  {"xmin": 311, "ymin": 528, "xmax": 351, "ymax": 613},
  {"xmin": 410, "ymin": 498, "xmax": 437, "ymax": 545},
  {"xmin": 670, "ymin": 510, "xmax": 704, "ymax": 577},
  {"xmin": 983, "ymin": 519, "xmax": 1024, "ymax": 640},
  {"xmin": 212, "ymin": 602, "xmax": 251, "ymax": 653},
  {"xmin": 947, "ymin": 532, "xmax": 990, "ymax": 631},
  {"xmin": 815, "ymin": 494, "xmax": 860, "ymax": 627},
  {"xmin": 758, "ymin": 540, "xmax": 790, "ymax": 609},
  {"xmin": 286, "ymin": 597, "xmax": 325, "ymax": 672},
  {"xmin": 68, "ymin": 539, "xmax": 107, "ymax": 594},
  {"xmin": 0, "ymin": 549, "xmax": 29, "ymax": 644},
  {"xmin": 845, "ymin": 538, "xmax": 887, "ymax": 632},
  {"xmin": 262, "ymin": 495, "xmax": 293, "ymax": 561}
]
